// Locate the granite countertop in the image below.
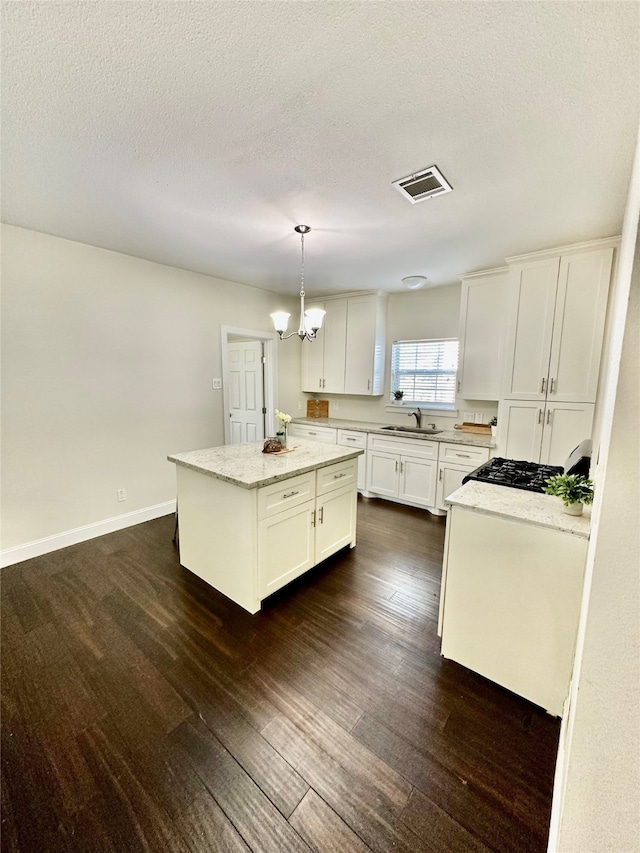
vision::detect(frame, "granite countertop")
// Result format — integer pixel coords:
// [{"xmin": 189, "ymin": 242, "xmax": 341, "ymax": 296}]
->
[
  {"xmin": 446, "ymin": 480, "xmax": 591, "ymax": 538},
  {"xmin": 291, "ymin": 416, "xmax": 495, "ymax": 448},
  {"xmin": 168, "ymin": 438, "xmax": 363, "ymax": 489}
]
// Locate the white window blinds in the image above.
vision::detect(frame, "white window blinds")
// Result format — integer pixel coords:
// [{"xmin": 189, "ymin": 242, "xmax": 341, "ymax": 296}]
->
[{"xmin": 390, "ymin": 338, "xmax": 459, "ymax": 406}]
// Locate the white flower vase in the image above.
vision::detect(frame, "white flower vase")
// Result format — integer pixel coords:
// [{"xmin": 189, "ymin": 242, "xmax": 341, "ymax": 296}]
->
[
  {"xmin": 491, "ymin": 425, "xmax": 497, "ymax": 438},
  {"xmin": 563, "ymin": 502, "xmax": 583, "ymax": 516}
]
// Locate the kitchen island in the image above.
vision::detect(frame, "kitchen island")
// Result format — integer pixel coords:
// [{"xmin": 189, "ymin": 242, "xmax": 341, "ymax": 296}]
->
[
  {"xmin": 438, "ymin": 481, "xmax": 590, "ymax": 716},
  {"xmin": 168, "ymin": 439, "xmax": 363, "ymax": 613}
]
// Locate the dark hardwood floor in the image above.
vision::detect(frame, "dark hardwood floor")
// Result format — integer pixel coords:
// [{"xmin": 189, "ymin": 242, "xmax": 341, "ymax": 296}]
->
[{"xmin": 1, "ymin": 497, "xmax": 560, "ymax": 852}]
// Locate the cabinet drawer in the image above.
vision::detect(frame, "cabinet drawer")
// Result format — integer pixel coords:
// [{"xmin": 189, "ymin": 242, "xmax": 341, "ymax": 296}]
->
[
  {"xmin": 258, "ymin": 471, "xmax": 316, "ymax": 520},
  {"xmin": 316, "ymin": 458, "xmax": 358, "ymax": 496},
  {"xmin": 337, "ymin": 429, "xmax": 367, "ymax": 448},
  {"xmin": 438, "ymin": 443, "xmax": 490, "ymax": 466},
  {"xmin": 368, "ymin": 433, "xmax": 437, "ymax": 460},
  {"xmin": 290, "ymin": 424, "xmax": 337, "ymax": 444}
]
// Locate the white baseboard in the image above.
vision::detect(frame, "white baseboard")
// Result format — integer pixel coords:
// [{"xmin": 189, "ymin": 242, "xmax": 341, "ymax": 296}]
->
[{"xmin": 0, "ymin": 500, "xmax": 177, "ymax": 569}]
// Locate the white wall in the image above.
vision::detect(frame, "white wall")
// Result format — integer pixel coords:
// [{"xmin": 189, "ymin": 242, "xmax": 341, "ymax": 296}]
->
[
  {"xmin": 0, "ymin": 225, "xmax": 302, "ymax": 553},
  {"xmin": 550, "ymin": 130, "xmax": 640, "ymax": 852},
  {"xmin": 304, "ymin": 284, "xmax": 498, "ymax": 427}
]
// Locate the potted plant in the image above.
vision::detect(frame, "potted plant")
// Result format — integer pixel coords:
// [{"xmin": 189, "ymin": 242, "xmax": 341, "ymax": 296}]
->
[
  {"xmin": 489, "ymin": 416, "xmax": 498, "ymax": 438},
  {"xmin": 275, "ymin": 409, "xmax": 292, "ymax": 447},
  {"xmin": 392, "ymin": 389, "xmax": 404, "ymax": 403},
  {"xmin": 544, "ymin": 473, "xmax": 594, "ymax": 516}
]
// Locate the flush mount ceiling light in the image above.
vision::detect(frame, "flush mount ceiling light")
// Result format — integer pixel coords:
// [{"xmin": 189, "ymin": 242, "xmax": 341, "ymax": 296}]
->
[
  {"xmin": 271, "ymin": 225, "xmax": 325, "ymax": 342},
  {"xmin": 402, "ymin": 275, "xmax": 429, "ymax": 290}
]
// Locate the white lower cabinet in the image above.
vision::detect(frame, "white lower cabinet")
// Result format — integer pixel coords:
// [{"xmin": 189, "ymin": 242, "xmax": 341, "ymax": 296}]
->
[
  {"xmin": 288, "ymin": 424, "xmax": 337, "ymax": 444},
  {"xmin": 258, "ymin": 459, "xmax": 358, "ymax": 600},
  {"xmin": 259, "ymin": 499, "xmax": 316, "ymax": 598},
  {"xmin": 435, "ymin": 443, "xmax": 491, "ymax": 510},
  {"xmin": 315, "ymin": 484, "xmax": 357, "ymax": 563},
  {"xmin": 336, "ymin": 429, "xmax": 367, "ymax": 490},
  {"xmin": 366, "ymin": 435, "xmax": 437, "ymax": 509}
]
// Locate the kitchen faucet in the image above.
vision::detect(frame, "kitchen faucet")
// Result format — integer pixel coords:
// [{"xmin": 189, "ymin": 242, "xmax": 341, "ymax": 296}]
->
[{"xmin": 408, "ymin": 407, "xmax": 422, "ymax": 427}]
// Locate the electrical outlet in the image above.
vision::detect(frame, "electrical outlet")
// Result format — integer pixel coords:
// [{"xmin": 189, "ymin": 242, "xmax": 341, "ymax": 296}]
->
[
  {"xmin": 463, "ymin": 411, "xmax": 474, "ymax": 423},
  {"xmin": 117, "ymin": 488, "xmax": 126, "ymax": 502},
  {"xmin": 333, "ymin": 402, "xmax": 340, "ymax": 412},
  {"xmin": 474, "ymin": 413, "xmax": 484, "ymax": 423},
  {"xmin": 298, "ymin": 402, "xmax": 304, "ymax": 410},
  {"xmin": 212, "ymin": 378, "xmax": 222, "ymax": 390}
]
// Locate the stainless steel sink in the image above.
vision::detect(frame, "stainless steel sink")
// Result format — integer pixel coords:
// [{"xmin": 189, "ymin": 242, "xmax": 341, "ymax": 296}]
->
[{"xmin": 381, "ymin": 425, "xmax": 442, "ymax": 435}]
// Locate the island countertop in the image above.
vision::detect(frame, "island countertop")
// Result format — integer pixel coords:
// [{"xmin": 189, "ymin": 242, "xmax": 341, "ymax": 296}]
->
[
  {"xmin": 446, "ymin": 480, "xmax": 591, "ymax": 539},
  {"xmin": 168, "ymin": 438, "xmax": 363, "ymax": 489}
]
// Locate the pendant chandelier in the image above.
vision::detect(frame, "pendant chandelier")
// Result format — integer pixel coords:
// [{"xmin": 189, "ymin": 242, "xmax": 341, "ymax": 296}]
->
[{"xmin": 270, "ymin": 225, "xmax": 325, "ymax": 341}]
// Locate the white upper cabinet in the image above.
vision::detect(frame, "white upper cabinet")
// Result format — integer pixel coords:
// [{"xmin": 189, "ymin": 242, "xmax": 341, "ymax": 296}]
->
[
  {"xmin": 323, "ymin": 299, "xmax": 348, "ymax": 393},
  {"xmin": 548, "ymin": 249, "xmax": 613, "ymax": 403},
  {"xmin": 302, "ymin": 292, "xmax": 387, "ymax": 396},
  {"xmin": 301, "ymin": 300, "xmax": 326, "ymax": 392},
  {"xmin": 301, "ymin": 299, "xmax": 347, "ymax": 393},
  {"xmin": 457, "ymin": 267, "xmax": 509, "ymax": 400},
  {"xmin": 503, "ymin": 245, "xmax": 614, "ymax": 404},
  {"xmin": 500, "ymin": 399, "xmax": 595, "ymax": 465},
  {"xmin": 503, "ymin": 258, "xmax": 560, "ymax": 401}
]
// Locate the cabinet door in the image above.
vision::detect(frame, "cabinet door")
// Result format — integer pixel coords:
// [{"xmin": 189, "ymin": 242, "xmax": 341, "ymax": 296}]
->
[
  {"xmin": 540, "ymin": 402, "xmax": 595, "ymax": 466},
  {"xmin": 258, "ymin": 500, "xmax": 315, "ymax": 598},
  {"xmin": 399, "ymin": 456, "xmax": 436, "ymax": 507},
  {"xmin": 366, "ymin": 450, "xmax": 398, "ymax": 497},
  {"xmin": 436, "ymin": 463, "xmax": 473, "ymax": 511},
  {"xmin": 344, "ymin": 296, "xmax": 377, "ymax": 395},
  {"xmin": 337, "ymin": 430, "xmax": 367, "ymax": 490},
  {"xmin": 503, "ymin": 258, "xmax": 560, "ymax": 400},
  {"xmin": 315, "ymin": 485, "xmax": 357, "ymax": 563},
  {"xmin": 458, "ymin": 270, "xmax": 509, "ymax": 400},
  {"xmin": 547, "ymin": 248, "xmax": 613, "ymax": 403},
  {"xmin": 501, "ymin": 400, "xmax": 544, "ymax": 462},
  {"xmin": 323, "ymin": 299, "xmax": 347, "ymax": 393},
  {"xmin": 301, "ymin": 302, "xmax": 325, "ymax": 392}
]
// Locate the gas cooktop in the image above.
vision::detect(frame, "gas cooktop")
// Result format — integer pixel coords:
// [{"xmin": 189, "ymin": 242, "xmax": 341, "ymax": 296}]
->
[{"xmin": 462, "ymin": 457, "xmax": 563, "ymax": 493}]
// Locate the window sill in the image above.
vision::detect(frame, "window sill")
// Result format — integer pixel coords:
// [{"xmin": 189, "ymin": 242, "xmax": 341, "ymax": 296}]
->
[{"xmin": 385, "ymin": 404, "xmax": 459, "ymax": 419}]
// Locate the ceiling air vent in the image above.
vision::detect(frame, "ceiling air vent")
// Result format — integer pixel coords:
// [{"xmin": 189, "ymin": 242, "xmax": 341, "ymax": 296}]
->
[{"xmin": 392, "ymin": 165, "xmax": 453, "ymax": 204}]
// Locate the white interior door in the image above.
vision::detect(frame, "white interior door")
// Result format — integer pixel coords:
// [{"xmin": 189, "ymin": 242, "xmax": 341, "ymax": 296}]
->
[{"xmin": 228, "ymin": 341, "xmax": 265, "ymax": 444}]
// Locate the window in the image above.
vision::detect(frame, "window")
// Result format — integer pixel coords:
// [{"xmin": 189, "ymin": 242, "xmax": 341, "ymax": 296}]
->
[{"xmin": 390, "ymin": 338, "xmax": 459, "ymax": 408}]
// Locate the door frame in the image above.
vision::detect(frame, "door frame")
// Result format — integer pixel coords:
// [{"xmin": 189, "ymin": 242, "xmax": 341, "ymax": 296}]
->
[{"xmin": 221, "ymin": 326, "xmax": 279, "ymax": 445}]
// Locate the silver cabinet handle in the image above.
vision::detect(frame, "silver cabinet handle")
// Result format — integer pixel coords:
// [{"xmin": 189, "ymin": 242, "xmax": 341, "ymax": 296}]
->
[
  {"xmin": 547, "ymin": 408, "xmax": 552, "ymax": 425},
  {"xmin": 319, "ymin": 379, "xmax": 322, "ymax": 389},
  {"xmin": 457, "ymin": 380, "xmax": 461, "ymax": 392},
  {"xmin": 311, "ymin": 510, "xmax": 316, "ymax": 527},
  {"xmin": 439, "ymin": 468, "xmax": 443, "ymax": 481},
  {"xmin": 538, "ymin": 409, "xmax": 543, "ymax": 424},
  {"xmin": 322, "ymin": 379, "xmax": 326, "ymax": 388},
  {"xmin": 541, "ymin": 377, "xmax": 546, "ymax": 394},
  {"xmin": 367, "ymin": 379, "xmax": 371, "ymax": 390},
  {"xmin": 550, "ymin": 377, "xmax": 556, "ymax": 394},
  {"xmin": 283, "ymin": 490, "xmax": 299, "ymax": 499},
  {"xmin": 455, "ymin": 453, "xmax": 471, "ymax": 458},
  {"xmin": 319, "ymin": 506, "xmax": 324, "ymax": 524},
  {"xmin": 400, "ymin": 461, "xmax": 404, "ymax": 473},
  {"xmin": 395, "ymin": 460, "xmax": 398, "ymax": 472},
  {"xmin": 344, "ymin": 437, "xmax": 356, "ymax": 442},
  {"xmin": 334, "ymin": 472, "xmax": 347, "ymax": 479},
  {"xmin": 308, "ymin": 431, "xmax": 317, "ymax": 436}
]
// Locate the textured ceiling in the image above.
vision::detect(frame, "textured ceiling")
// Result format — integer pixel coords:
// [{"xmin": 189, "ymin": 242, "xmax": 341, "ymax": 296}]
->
[{"xmin": 2, "ymin": 2, "xmax": 639, "ymax": 296}]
